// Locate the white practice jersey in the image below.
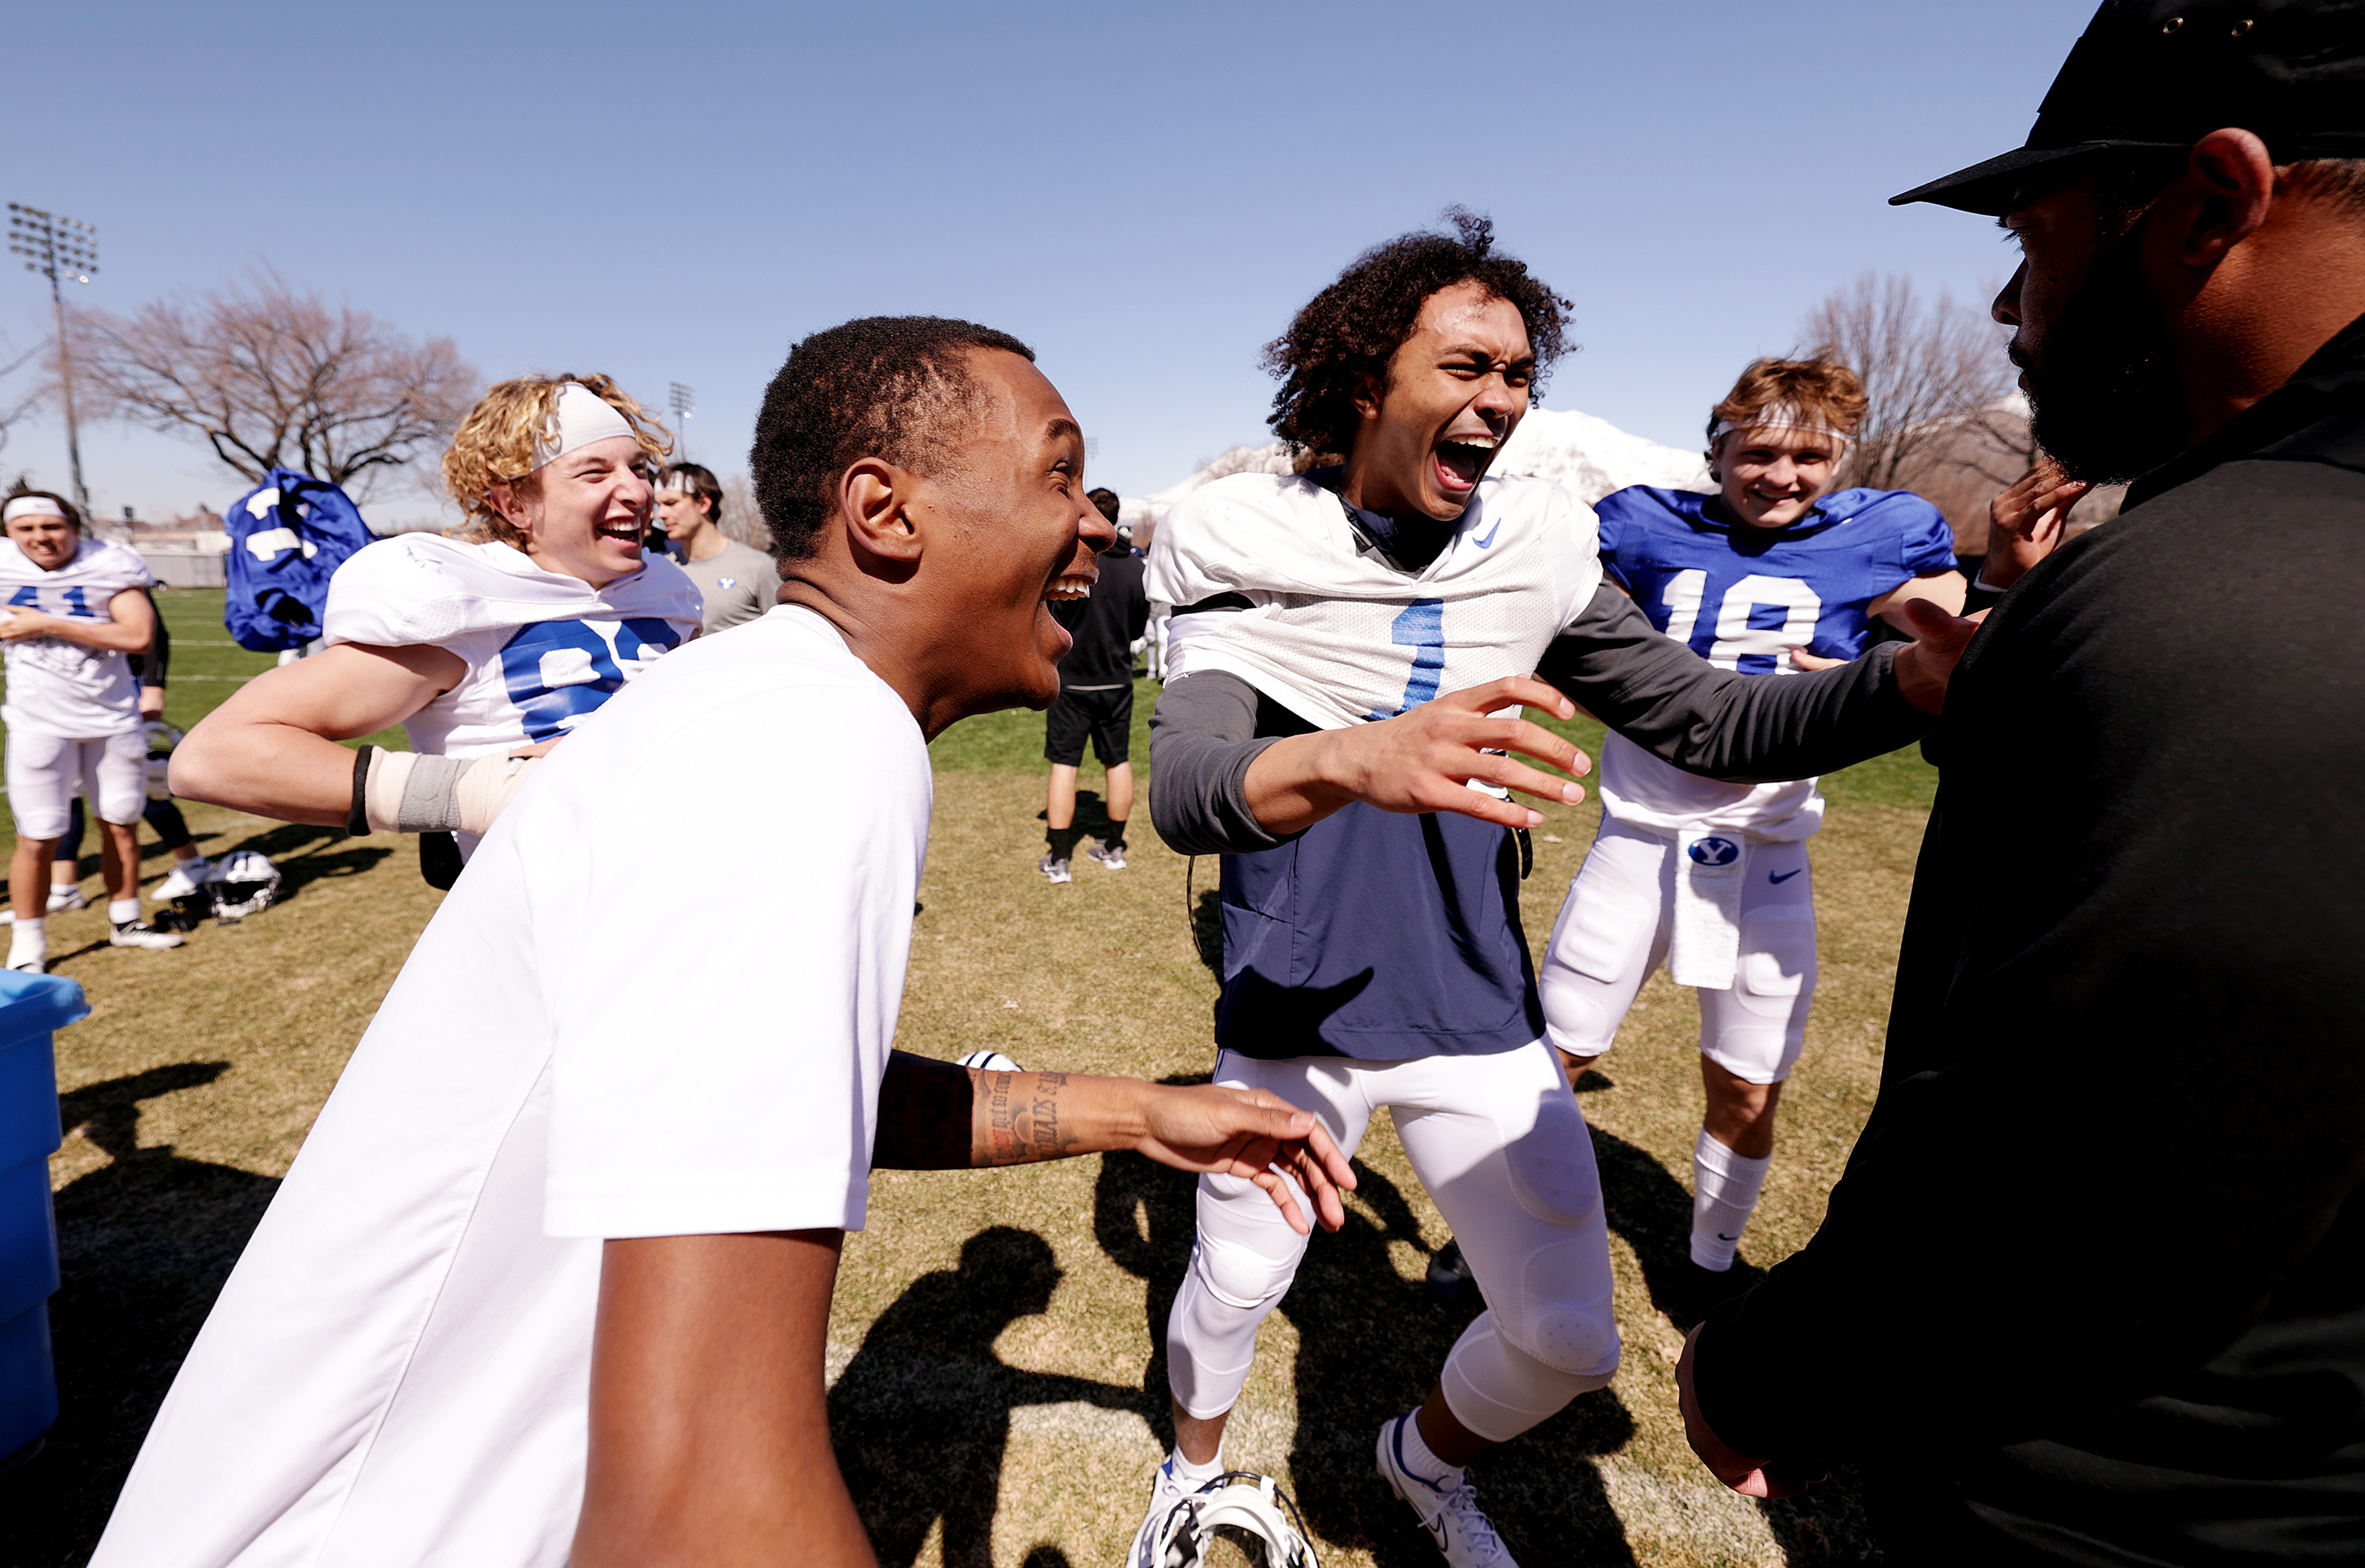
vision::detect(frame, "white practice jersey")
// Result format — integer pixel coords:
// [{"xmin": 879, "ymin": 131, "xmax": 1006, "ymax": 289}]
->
[
  {"xmin": 323, "ymin": 534, "xmax": 702, "ymax": 759},
  {"xmin": 0, "ymin": 537, "xmax": 155, "ymax": 739},
  {"xmin": 1147, "ymin": 471, "xmax": 1603, "ymax": 728}
]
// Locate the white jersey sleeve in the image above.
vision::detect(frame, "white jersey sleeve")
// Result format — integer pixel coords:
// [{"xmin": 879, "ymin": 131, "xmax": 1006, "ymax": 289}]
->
[
  {"xmin": 0, "ymin": 538, "xmax": 155, "ymax": 739},
  {"xmin": 324, "ymin": 534, "xmax": 702, "ymax": 759}
]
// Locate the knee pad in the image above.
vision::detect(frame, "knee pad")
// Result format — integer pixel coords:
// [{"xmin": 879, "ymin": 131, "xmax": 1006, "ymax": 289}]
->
[
  {"xmin": 1166, "ymin": 1249, "xmax": 1287, "ymax": 1421},
  {"xmin": 1439, "ymin": 1310, "xmax": 1620, "ymax": 1444}
]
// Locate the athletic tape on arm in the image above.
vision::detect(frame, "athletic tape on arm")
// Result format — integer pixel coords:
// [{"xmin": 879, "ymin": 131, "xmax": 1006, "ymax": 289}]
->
[{"xmin": 361, "ymin": 748, "xmax": 542, "ymax": 835}]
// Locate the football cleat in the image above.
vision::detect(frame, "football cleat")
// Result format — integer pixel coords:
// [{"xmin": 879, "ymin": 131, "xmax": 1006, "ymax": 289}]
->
[
  {"xmin": 110, "ymin": 919, "xmax": 185, "ymax": 952},
  {"xmin": 1085, "ymin": 842, "xmax": 1128, "ymax": 871},
  {"xmin": 1377, "ymin": 1413, "xmax": 1516, "ymax": 1567},
  {"xmin": 1130, "ymin": 1467, "xmax": 1319, "ymax": 1568},
  {"xmin": 155, "ymin": 860, "xmax": 210, "ymax": 903},
  {"xmin": 45, "ymin": 885, "xmax": 88, "ymax": 913},
  {"xmin": 957, "ymin": 1050, "xmax": 1023, "ymax": 1074},
  {"xmin": 1037, "ymin": 853, "xmax": 1071, "ymax": 885},
  {"xmin": 6, "ymin": 958, "xmax": 44, "ymax": 974}
]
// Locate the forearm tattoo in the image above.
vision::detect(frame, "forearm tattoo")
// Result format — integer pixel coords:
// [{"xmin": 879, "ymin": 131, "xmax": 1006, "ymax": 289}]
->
[{"xmin": 977, "ymin": 1070, "xmax": 1075, "ymax": 1167}]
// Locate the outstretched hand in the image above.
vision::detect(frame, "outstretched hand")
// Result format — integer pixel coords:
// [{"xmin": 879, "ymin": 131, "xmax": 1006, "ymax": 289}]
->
[
  {"xmin": 1132, "ymin": 1082, "xmax": 1358, "ymax": 1235},
  {"xmin": 1888, "ymin": 598, "xmax": 1987, "ymax": 716},
  {"xmin": 1983, "ymin": 458, "xmax": 2088, "ymax": 591},
  {"xmin": 1248, "ymin": 675, "xmax": 1591, "ymax": 837}
]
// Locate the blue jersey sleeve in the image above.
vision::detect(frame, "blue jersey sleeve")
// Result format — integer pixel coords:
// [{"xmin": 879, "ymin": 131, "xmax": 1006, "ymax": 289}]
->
[
  {"xmin": 1590, "ymin": 486, "xmax": 1655, "ymax": 595},
  {"xmin": 1883, "ymin": 492, "xmax": 1961, "ymax": 577}
]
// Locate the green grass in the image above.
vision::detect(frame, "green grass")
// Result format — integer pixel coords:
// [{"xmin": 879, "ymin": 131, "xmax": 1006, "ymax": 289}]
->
[{"xmin": 5, "ymin": 628, "xmax": 1936, "ymax": 1567}]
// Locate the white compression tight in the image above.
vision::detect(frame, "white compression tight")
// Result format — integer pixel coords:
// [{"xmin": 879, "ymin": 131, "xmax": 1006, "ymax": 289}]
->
[{"xmin": 1167, "ymin": 1041, "xmax": 1620, "ymax": 1444}]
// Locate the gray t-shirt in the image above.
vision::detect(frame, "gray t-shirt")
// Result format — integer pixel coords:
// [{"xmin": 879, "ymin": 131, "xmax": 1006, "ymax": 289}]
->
[{"xmin": 676, "ymin": 538, "xmax": 782, "ymax": 634}]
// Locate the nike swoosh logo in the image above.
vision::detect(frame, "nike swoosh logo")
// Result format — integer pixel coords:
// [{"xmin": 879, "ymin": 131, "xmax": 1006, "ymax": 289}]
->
[
  {"xmin": 1769, "ymin": 869, "xmax": 1802, "ymax": 884},
  {"xmin": 1472, "ymin": 520, "xmax": 1503, "ymax": 549},
  {"xmin": 1717, "ymin": 1233, "xmax": 1739, "ymax": 1242}
]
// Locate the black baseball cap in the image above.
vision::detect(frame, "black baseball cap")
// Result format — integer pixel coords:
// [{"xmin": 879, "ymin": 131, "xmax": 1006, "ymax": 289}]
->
[{"xmin": 1892, "ymin": 0, "xmax": 2365, "ymax": 215}]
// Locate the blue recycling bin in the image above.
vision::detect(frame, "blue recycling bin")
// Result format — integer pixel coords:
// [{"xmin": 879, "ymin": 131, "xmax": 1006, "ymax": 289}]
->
[{"xmin": 0, "ymin": 970, "xmax": 89, "ymax": 1466}]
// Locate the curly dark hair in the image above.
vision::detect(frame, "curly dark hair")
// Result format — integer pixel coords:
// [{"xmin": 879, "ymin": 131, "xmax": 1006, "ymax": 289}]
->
[
  {"xmin": 1261, "ymin": 208, "xmax": 1574, "ymax": 456},
  {"xmin": 751, "ymin": 316, "xmax": 1035, "ymax": 563}
]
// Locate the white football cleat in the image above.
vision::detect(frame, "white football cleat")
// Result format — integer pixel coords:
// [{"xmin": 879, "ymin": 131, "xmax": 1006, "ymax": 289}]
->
[
  {"xmin": 1037, "ymin": 853, "xmax": 1071, "ymax": 885},
  {"xmin": 6, "ymin": 958, "xmax": 44, "ymax": 975},
  {"xmin": 957, "ymin": 1050, "xmax": 1022, "ymax": 1074},
  {"xmin": 155, "ymin": 861, "xmax": 210, "ymax": 902},
  {"xmin": 1086, "ymin": 842, "xmax": 1128, "ymax": 871},
  {"xmin": 110, "ymin": 919, "xmax": 185, "ymax": 952},
  {"xmin": 45, "ymin": 885, "xmax": 88, "ymax": 913},
  {"xmin": 1376, "ymin": 1413, "xmax": 1516, "ymax": 1567}
]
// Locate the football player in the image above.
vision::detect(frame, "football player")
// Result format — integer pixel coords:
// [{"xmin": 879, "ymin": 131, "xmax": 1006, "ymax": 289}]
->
[
  {"xmin": 1539, "ymin": 357, "xmax": 1964, "ymax": 1316},
  {"xmin": 170, "ymin": 375, "xmax": 702, "ymax": 883},
  {"xmin": 1138, "ymin": 213, "xmax": 1980, "ymax": 1567},
  {"xmin": 0, "ymin": 490, "xmax": 186, "ymax": 968}
]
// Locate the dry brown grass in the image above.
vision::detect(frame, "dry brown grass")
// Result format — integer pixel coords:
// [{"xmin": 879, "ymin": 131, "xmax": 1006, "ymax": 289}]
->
[{"xmin": 3, "ymin": 684, "xmax": 1931, "ymax": 1568}]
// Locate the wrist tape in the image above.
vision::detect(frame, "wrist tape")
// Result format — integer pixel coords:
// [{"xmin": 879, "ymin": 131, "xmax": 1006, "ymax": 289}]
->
[{"xmin": 357, "ymin": 747, "xmax": 543, "ymax": 836}]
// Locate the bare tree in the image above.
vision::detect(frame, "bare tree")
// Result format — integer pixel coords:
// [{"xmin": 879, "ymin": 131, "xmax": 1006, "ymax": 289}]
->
[
  {"xmin": 0, "ymin": 336, "xmax": 44, "ymax": 462},
  {"xmin": 70, "ymin": 269, "xmax": 479, "ymax": 497},
  {"xmin": 1798, "ymin": 272, "xmax": 2027, "ymax": 495},
  {"xmin": 716, "ymin": 471, "xmax": 772, "ymax": 550}
]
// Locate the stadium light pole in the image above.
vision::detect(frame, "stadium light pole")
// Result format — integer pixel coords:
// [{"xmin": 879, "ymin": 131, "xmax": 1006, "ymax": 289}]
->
[
  {"xmin": 669, "ymin": 382, "xmax": 695, "ymax": 465},
  {"xmin": 7, "ymin": 203, "xmax": 99, "ymax": 520}
]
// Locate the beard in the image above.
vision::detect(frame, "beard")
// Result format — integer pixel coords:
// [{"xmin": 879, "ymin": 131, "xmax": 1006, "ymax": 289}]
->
[{"xmin": 2013, "ymin": 215, "xmax": 2189, "ymax": 484}]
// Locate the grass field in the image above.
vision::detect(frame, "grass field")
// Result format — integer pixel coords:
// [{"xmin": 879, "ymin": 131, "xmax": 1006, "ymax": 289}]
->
[{"xmin": 0, "ymin": 590, "xmax": 1935, "ymax": 1566}]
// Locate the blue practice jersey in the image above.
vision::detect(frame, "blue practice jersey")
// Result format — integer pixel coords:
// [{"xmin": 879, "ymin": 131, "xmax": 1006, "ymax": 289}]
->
[{"xmin": 1596, "ymin": 486, "xmax": 1957, "ymax": 671}]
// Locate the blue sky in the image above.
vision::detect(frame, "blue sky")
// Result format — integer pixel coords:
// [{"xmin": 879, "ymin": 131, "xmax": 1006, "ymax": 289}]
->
[{"xmin": 6, "ymin": 0, "xmax": 2090, "ymax": 527}]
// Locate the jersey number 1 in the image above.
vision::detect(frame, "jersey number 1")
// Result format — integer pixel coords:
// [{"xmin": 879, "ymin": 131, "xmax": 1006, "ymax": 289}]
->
[{"xmin": 1366, "ymin": 598, "xmax": 1445, "ymax": 720}]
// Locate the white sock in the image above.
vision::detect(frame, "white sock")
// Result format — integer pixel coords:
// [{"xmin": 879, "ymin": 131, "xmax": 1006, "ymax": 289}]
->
[
  {"xmin": 1164, "ymin": 1443, "xmax": 1223, "ymax": 1492},
  {"xmin": 1691, "ymin": 1129, "xmax": 1771, "ymax": 1272},
  {"xmin": 108, "ymin": 897, "xmax": 140, "ymax": 926},
  {"xmin": 9, "ymin": 918, "xmax": 46, "ymax": 968},
  {"xmin": 1393, "ymin": 1408, "xmax": 1464, "ymax": 1487}
]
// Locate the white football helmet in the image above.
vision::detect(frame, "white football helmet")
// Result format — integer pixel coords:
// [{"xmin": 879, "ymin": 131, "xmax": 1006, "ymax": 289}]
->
[
  {"xmin": 1132, "ymin": 1472, "xmax": 1320, "ymax": 1568},
  {"xmin": 957, "ymin": 1050, "xmax": 1022, "ymax": 1074},
  {"xmin": 206, "ymin": 850, "xmax": 281, "ymax": 919}
]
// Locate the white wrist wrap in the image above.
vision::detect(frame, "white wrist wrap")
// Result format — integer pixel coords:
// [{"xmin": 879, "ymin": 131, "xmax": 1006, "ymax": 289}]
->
[{"xmin": 363, "ymin": 749, "xmax": 542, "ymax": 836}]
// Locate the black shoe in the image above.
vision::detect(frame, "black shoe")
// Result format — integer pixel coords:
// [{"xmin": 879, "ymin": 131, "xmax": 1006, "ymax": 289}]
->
[
  {"xmin": 1664, "ymin": 1257, "xmax": 1759, "ymax": 1331},
  {"xmin": 1427, "ymin": 1238, "xmax": 1477, "ymax": 1305}
]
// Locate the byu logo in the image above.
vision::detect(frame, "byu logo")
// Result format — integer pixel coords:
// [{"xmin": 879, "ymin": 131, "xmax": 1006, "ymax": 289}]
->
[{"xmin": 1687, "ymin": 836, "xmax": 1741, "ymax": 867}]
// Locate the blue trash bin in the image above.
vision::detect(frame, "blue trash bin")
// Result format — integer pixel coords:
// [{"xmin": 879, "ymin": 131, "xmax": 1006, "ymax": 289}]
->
[{"xmin": 0, "ymin": 970, "xmax": 90, "ymax": 1467}]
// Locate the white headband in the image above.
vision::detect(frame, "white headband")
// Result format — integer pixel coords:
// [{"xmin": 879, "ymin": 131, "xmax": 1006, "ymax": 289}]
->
[
  {"xmin": 1711, "ymin": 404, "xmax": 1852, "ymax": 445},
  {"xmin": 2, "ymin": 496, "xmax": 68, "ymax": 524},
  {"xmin": 530, "ymin": 382, "xmax": 639, "ymax": 471}
]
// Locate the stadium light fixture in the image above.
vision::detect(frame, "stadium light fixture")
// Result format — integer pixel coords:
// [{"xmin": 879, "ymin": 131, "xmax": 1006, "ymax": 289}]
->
[
  {"xmin": 669, "ymin": 382, "xmax": 695, "ymax": 464},
  {"xmin": 7, "ymin": 203, "xmax": 99, "ymax": 521}
]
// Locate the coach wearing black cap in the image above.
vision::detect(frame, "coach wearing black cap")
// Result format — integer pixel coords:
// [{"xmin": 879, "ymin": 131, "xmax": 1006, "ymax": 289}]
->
[{"xmin": 1674, "ymin": 2, "xmax": 2365, "ymax": 1562}]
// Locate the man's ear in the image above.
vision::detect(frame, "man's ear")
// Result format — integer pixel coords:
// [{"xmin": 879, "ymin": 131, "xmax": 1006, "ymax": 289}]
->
[
  {"xmin": 488, "ymin": 482, "xmax": 531, "ymax": 532},
  {"xmin": 840, "ymin": 457, "xmax": 925, "ymax": 568},
  {"xmin": 1350, "ymin": 370, "xmax": 1387, "ymax": 425},
  {"xmin": 2169, "ymin": 128, "xmax": 2277, "ymax": 269}
]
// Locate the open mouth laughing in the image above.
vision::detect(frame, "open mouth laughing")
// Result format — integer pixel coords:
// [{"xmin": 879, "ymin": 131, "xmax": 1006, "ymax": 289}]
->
[{"xmin": 1434, "ymin": 431, "xmax": 1499, "ymax": 493}]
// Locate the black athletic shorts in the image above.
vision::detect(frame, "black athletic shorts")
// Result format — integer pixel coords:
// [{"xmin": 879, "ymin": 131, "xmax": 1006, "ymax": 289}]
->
[{"xmin": 1045, "ymin": 684, "xmax": 1133, "ymax": 767}]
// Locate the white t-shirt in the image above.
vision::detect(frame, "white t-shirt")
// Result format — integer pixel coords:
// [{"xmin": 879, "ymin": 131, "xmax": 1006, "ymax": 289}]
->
[
  {"xmin": 322, "ymin": 533, "xmax": 702, "ymax": 760},
  {"xmin": 0, "ymin": 537, "xmax": 155, "ymax": 739},
  {"xmin": 1147, "ymin": 471, "xmax": 1603, "ymax": 729},
  {"xmin": 91, "ymin": 607, "xmax": 933, "ymax": 1568}
]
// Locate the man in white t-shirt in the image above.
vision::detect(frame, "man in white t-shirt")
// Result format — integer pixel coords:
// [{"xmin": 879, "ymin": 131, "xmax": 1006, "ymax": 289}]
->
[
  {"xmin": 93, "ymin": 315, "xmax": 1354, "ymax": 1568},
  {"xmin": 170, "ymin": 374, "xmax": 702, "ymax": 884}
]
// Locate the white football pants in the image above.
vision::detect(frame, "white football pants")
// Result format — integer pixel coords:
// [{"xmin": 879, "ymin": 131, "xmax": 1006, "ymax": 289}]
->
[
  {"xmin": 1540, "ymin": 818, "xmax": 1818, "ymax": 1086},
  {"xmin": 6, "ymin": 728, "xmax": 147, "ymax": 841},
  {"xmin": 1166, "ymin": 1041, "xmax": 1619, "ymax": 1444}
]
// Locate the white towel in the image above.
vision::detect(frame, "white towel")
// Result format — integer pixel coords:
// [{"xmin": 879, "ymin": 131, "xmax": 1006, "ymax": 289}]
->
[{"xmin": 1670, "ymin": 829, "xmax": 1747, "ymax": 990}]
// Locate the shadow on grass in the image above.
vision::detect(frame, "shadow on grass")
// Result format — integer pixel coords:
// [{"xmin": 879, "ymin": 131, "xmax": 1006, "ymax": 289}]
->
[
  {"xmin": 0, "ymin": 1061, "xmax": 281, "ymax": 1567},
  {"xmin": 1094, "ymin": 1075, "xmax": 1640, "ymax": 1568},
  {"xmin": 832, "ymin": 1226, "xmax": 1145, "ymax": 1568}
]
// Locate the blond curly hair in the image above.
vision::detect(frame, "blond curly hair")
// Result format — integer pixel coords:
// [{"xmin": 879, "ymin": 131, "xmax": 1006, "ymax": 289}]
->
[
  {"xmin": 441, "ymin": 372, "xmax": 672, "ymax": 546},
  {"xmin": 1707, "ymin": 357, "xmax": 1868, "ymax": 447}
]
